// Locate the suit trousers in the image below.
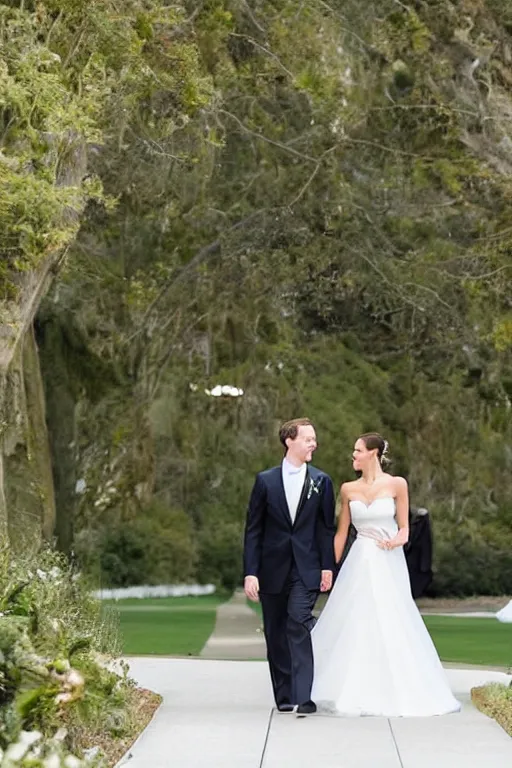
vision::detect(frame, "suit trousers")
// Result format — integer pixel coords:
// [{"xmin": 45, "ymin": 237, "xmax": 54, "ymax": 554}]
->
[{"xmin": 260, "ymin": 564, "xmax": 318, "ymax": 707}]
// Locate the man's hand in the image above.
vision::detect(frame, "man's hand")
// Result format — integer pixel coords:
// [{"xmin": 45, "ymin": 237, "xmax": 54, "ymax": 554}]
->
[
  {"xmin": 320, "ymin": 570, "xmax": 333, "ymax": 592},
  {"xmin": 244, "ymin": 575, "xmax": 260, "ymax": 602}
]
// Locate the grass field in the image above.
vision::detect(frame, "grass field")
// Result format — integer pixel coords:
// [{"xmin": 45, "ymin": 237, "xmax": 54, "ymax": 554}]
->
[
  {"xmin": 248, "ymin": 600, "xmax": 512, "ymax": 668},
  {"xmin": 104, "ymin": 595, "xmax": 226, "ymax": 655},
  {"xmin": 422, "ymin": 616, "xmax": 512, "ymax": 668},
  {"xmin": 105, "ymin": 592, "xmax": 511, "ymax": 667}
]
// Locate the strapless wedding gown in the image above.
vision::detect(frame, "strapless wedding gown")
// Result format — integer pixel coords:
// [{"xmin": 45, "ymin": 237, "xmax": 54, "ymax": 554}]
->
[{"xmin": 311, "ymin": 497, "xmax": 461, "ymax": 717}]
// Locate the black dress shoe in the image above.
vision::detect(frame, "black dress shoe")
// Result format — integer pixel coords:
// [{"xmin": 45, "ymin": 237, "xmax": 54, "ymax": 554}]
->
[
  {"xmin": 296, "ymin": 700, "xmax": 317, "ymax": 717},
  {"xmin": 277, "ymin": 703, "xmax": 295, "ymax": 713}
]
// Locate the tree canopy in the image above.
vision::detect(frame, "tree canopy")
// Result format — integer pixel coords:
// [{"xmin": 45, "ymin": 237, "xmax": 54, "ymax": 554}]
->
[{"xmin": 1, "ymin": 0, "xmax": 511, "ymax": 594}]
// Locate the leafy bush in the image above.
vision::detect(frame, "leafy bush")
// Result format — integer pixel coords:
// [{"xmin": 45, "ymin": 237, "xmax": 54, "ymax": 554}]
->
[
  {"xmin": 429, "ymin": 517, "xmax": 512, "ymax": 597},
  {"xmin": 197, "ymin": 519, "xmax": 243, "ymax": 592},
  {"xmin": 79, "ymin": 505, "xmax": 197, "ymax": 588},
  {"xmin": 0, "ymin": 547, "xmax": 137, "ymax": 766},
  {"xmin": 0, "ymin": 728, "xmax": 101, "ymax": 767},
  {"xmin": 431, "ymin": 541, "xmax": 512, "ymax": 597}
]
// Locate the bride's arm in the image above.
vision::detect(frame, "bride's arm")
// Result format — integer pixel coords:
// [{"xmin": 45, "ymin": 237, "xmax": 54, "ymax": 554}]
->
[
  {"xmin": 388, "ymin": 477, "xmax": 409, "ymax": 549},
  {"xmin": 334, "ymin": 484, "xmax": 351, "ymax": 563}
]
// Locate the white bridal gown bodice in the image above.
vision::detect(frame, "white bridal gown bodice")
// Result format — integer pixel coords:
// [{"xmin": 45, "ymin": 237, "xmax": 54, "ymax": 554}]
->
[
  {"xmin": 350, "ymin": 495, "xmax": 399, "ymax": 541},
  {"xmin": 311, "ymin": 497, "xmax": 461, "ymax": 717}
]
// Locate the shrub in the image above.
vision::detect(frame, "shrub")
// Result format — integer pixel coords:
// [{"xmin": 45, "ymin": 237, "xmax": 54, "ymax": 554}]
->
[
  {"xmin": 430, "ymin": 529, "xmax": 512, "ymax": 596},
  {"xmin": 472, "ymin": 683, "xmax": 512, "ymax": 737},
  {"xmin": 88, "ymin": 506, "xmax": 197, "ymax": 588},
  {"xmin": 0, "ymin": 547, "xmax": 135, "ymax": 765},
  {"xmin": 197, "ymin": 520, "xmax": 243, "ymax": 592}
]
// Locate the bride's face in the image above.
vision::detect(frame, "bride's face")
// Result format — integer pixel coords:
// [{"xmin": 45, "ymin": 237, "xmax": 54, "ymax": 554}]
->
[{"xmin": 352, "ymin": 439, "xmax": 376, "ymax": 471}]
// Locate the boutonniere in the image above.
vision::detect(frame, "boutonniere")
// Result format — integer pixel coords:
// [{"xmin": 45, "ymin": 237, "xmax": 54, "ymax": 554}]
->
[{"xmin": 307, "ymin": 477, "xmax": 322, "ymax": 500}]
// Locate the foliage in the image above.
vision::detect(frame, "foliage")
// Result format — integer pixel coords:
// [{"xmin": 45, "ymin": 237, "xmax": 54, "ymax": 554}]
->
[
  {"xmin": 0, "ymin": 547, "xmax": 138, "ymax": 765},
  {"xmin": 76, "ymin": 505, "xmax": 197, "ymax": 588},
  {"xmin": 472, "ymin": 682, "xmax": 512, "ymax": 737},
  {"xmin": 0, "ymin": 728, "xmax": 100, "ymax": 767},
  {"xmin": 197, "ymin": 519, "xmax": 243, "ymax": 592},
  {"xmin": 0, "ymin": 0, "xmax": 211, "ymax": 295},
  {"xmin": 0, "ymin": 1, "xmax": 510, "ymax": 594}
]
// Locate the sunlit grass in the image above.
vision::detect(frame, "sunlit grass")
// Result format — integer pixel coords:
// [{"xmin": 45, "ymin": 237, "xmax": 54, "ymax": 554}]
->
[{"xmin": 104, "ymin": 595, "xmax": 227, "ymax": 655}]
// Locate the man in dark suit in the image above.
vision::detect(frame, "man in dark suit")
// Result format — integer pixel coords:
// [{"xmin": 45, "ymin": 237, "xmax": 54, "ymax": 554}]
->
[{"xmin": 243, "ymin": 418, "xmax": 336, "ymax": 716}]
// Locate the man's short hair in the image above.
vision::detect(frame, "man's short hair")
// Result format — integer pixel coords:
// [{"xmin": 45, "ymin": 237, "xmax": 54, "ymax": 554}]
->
[{"xmin": 279, "ymin": 418, "xmax": 314, "ymax": 449}]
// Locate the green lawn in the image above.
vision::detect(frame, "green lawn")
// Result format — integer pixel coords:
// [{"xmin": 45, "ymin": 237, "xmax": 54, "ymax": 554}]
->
[
  {"xmin": 104, "ymin": 592, "xmax": 512, "ymax": 666},
  {"xmin": 104, "ymin": 595, "xmax": 226, "ymax": 655},
  {"xmin": 423, "ymin": 616, "xmax": 512, "ymax": 668},
  {"xmin": 247, "ymin": 600, "xmax": 512, "ymax": 668}
]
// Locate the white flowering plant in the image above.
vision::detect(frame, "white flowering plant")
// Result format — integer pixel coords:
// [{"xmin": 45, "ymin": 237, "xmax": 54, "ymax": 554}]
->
[
  {"xmin": 0, "ymin": 728, "xmax": 104, "ymax": 767},
  {"xmin": 0, "ymin": 548, "xmax": 138, "ymax": 766}
]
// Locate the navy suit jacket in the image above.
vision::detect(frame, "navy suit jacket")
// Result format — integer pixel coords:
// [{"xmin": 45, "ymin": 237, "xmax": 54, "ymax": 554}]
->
[{"xmin": 243, "ymin": 464, "xmax": 336, "ymax": 593}]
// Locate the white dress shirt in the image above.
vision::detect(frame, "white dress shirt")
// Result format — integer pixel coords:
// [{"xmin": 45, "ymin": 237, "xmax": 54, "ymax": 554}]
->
[{"xmin": 282, "ymin": 458, "xmax": 307, "ymax": 524}]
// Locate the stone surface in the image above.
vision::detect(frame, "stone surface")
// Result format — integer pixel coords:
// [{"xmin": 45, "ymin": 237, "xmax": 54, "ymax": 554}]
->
[
  {"xmin": 117, "ymin": 658, "xmax": 512, "ymax": 768},
  {"xmin": 116, "ymin": 591, "xmax": 512, "ymax": 766},
  {"xmin": 200, "ymin": 590, "xmax": 266, "ymax": 660}
]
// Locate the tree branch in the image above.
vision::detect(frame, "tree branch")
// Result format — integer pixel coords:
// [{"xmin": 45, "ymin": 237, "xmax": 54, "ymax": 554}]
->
[
  {"xmin": 218, "ymin": 110, "xmax": 318, "ymax": 163},
  {"xmin": 288, "ymin": 163, "xmax": 321, "ymax": 207},
  {"xmin": 228, "ymin": 33, "xmax": 295, "ymax": 79},
  {"xmin": 137, "ymin": 209, "xmax": 268, "ymax": 331}
]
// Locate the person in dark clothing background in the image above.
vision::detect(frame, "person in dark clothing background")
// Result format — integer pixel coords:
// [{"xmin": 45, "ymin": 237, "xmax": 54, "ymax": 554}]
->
[{"xmin": 404, "ymin": 507, "xmax": 434, "ymax": 599}]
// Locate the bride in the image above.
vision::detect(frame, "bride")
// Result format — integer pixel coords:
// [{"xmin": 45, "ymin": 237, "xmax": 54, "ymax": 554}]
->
[{"xmin": 311, "ymin": 433, "xmax": 461, "ymax": 717}]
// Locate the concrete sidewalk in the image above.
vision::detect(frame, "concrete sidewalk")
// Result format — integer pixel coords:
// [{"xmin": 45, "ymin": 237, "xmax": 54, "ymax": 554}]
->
[
  {"xmin": 200, "ymin": 590, "xmax": 266, "ymax": 660},
  {"xmin": 117, "ymin": 592, "xmax": 512, "ymax": 766},
  {"xmin": 118, "ymin": 657, "xmax": 512, "ymax": 768}
]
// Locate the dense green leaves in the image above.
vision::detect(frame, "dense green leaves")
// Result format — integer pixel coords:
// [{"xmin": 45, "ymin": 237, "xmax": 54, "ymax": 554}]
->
[
  {"xmin": 0, "ymin": 0, "xmax": 211, "ymax": 293},
  {"xmin": 1, "ymin": 0, "xmax": 511, "ymax": 593}
]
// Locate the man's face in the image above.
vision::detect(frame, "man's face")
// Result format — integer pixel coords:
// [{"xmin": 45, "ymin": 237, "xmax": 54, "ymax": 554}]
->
[{"xmin": 286, "ymin": 425, "xmax": 317, "ymax": 463}]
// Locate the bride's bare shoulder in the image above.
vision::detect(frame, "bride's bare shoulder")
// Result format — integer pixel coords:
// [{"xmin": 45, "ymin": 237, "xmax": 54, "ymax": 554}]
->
[
  {"xmin": 340, "ymin": 479, "xmax": 359, "ymax": 494},
  {"xmin": 390, "ymin": 475, "xmax": 408, "ymax": 490}
]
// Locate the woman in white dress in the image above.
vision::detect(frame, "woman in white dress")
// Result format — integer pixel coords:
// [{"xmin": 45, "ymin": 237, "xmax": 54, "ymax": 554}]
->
[{"xmin": 311, "ymin": 433, "xmax": 461, "ymax": 717}]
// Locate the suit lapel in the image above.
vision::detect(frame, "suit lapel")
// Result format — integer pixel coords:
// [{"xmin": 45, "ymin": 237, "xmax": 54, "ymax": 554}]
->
[{"xmin": 294, "ymin": 465, "xmax": 319, "ymax": 527}]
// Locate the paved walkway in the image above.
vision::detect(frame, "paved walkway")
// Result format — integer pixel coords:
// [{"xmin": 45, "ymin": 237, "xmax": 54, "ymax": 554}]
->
[
  {"xmin": 201, "ymin": 590, "xmax": 266, "ymax": 659},
  {"xmin": 118, "ymin": 658, "xmax": 511, "ymax": 767},
  {"xmin": 117, "ymin": 592, "xmax": 512, "ymax": 767}
]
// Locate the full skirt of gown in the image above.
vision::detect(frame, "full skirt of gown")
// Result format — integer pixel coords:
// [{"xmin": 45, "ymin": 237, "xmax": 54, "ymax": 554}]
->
[{"xmin": 311, "ymin": 497, "xmax": 461, "ymax": 717}]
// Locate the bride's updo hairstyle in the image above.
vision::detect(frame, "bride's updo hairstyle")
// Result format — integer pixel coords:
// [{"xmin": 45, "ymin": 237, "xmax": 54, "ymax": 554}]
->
[{"xmin": 358, "ymin": 432, "xmax": 391, "ymax": 467}]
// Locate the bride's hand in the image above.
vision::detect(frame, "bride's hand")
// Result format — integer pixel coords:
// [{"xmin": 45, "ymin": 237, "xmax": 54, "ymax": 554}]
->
[{"xmin": 378, "ymin": 527, "xmax": 408, "ymax": 550}]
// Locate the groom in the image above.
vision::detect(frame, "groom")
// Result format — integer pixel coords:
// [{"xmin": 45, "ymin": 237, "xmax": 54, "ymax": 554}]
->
[{"xmin": 243, "ymin": 418, "xmax": 336, "ymax": 715}]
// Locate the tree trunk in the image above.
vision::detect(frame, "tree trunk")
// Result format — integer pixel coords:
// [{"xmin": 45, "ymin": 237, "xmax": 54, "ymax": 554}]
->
[{"xmin": 0, "ymin": 315, "xmax": 57, "ymax": 550}]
